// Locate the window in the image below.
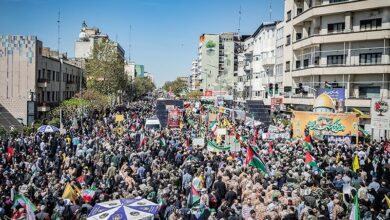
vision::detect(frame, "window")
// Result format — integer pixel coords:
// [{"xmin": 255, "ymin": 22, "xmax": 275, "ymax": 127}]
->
[
  {"xmin": 38, "ymin": 70, "xmax": 41, "ymax": 79},
  {"xmin": 330, "ymin": 0, "xmax": 347, "ymax": 3},
  {"xmin": 47, "ymin": 70, "xmax": 51, "ymax": 81},
  {"xmin": 360, "ymin": 18, "xmax": 382, "ymax": 31},
  {"xmin": 286, "ymin": 35, "xmax": 291, "ymax": 45},
  {"xmin": 328, "ymin": 22, "xmax": 345, "ymax": 33},
  {"xmin": 359, "ymin": 53, "xmax": 382, "ymax": 65},
  {"xmin": 42, "ymin": 69, "xmax": 46, "ymax": 78},
  {"xmin": 296, "ymin": 60, "xmax": 301, "ymax": 69},
  {"xmin": 359, "ymin": 86, "xmax": 380, "ymax": 98},
  {"xmin": 286, "ymin": 11, "xmax": 291, "ymax": 21},
  {"xmin": 297, "ymin": 8, "xmax": 303, "ymax": 15},
  {"xmin": 327, "ymin": 55, "xmax": 345, "ymax": 66},
  {"xmin": 255, "ymin": 91, "xmax": 261, "ymax": 97},
  {"xmin": 52, "ymin": 92, "xmax": 55, "ymax": 101},
  {"xmin": 296, "ymin": 33, "xmax": 302, "ymax": 41},
  {"xmin": 304, "ymin": 59, "xmax": 309, "ymax": 68},
  {"xmin": 47, "ymin": 92, "xmax": 50, "ymax": 102},
  {"xmin": 52, "ymin": 71, "xmax": 55, "ymax": 81},
  {"xmin": 285, "ymin": 61, "xmax": 291, "ymax": 72}
]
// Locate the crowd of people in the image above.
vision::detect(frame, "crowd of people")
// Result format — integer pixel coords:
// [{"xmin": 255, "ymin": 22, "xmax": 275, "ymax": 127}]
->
[{"xmin": 0, "ymin": 99, "xmax": 389, "ymax": 220}]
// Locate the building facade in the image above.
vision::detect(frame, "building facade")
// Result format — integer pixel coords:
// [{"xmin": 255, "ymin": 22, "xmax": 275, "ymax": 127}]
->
[
  {"xmin": 236, "ymin": 22, "xmax": 280, "ymax": 104},
  {"xmin": 283, "ymin": 0, "xmax": 390, "ymax": 112},
  {"xmin": 189, "ymin": 60, "xmax": 200, "ymax": 91},
  {"xmin": 75, "ymin": 21, "xmax": 125, "ymax": 61},
  {"xmin": 197, "ymin": 33, "xmax": 242, "ymax": 95},
  {"xmin": 0, "ymin": 35, "xmax": 83, "ymax": 124}
]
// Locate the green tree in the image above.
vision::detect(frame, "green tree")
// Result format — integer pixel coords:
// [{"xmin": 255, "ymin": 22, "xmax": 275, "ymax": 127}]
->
[
  {"xmin": 163, "ymin": 79, "xmax": 187, "ymax": 96},
  {"xmin": 187, "ymin": 90, "xmax": 203, "ymax": 100},
  {"xmin": 132, "ymin": 77, "xmax": 156, "ymax": 99},
  {"xmin": 85, "ymin": 41, "xmax": 126, "ymax": 96}
]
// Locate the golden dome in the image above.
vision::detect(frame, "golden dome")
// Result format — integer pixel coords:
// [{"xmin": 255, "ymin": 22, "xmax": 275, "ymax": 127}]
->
[{"xmin": 313, "ymin": 93, "xmax": 335, "ymax": 110}]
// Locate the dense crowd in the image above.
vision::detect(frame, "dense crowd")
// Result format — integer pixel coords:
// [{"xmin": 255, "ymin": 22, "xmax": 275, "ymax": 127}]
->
[{"xmin": 0, "ymin": 99, "xmax": 389, "ymax": 220}]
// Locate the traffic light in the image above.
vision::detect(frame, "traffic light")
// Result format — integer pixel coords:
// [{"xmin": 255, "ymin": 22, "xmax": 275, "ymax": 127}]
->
[
  {"xmin": 269, "ymin": 83, "xmax": 273, "ymax": 96},
  {"xmin": 275, "ymin": 84, "xmax": 279, "ymax": 94}
]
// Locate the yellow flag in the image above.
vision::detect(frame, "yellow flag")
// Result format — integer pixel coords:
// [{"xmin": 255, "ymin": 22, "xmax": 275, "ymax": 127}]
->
[
  {"xmin": 216, "ymin": 135, "xmax": 222, "ymax": 144},
  {"xmin": 336, "ymin": 152, "xmax": 340, "ymax": 164},
  {"xmin": 62, "ymin": 183, "xmax": 80, "ymax": 202},
  {"xmin": 352, "ymin": 155, "xmax": 360, "ymax": 173},
  {"xmin": 385, "ymin": 195, "xmax": 390, "ymax": 208}
]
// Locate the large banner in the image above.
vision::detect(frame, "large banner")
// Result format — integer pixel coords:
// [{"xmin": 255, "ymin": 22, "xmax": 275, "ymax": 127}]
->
[
  {"xmin": 168, "ymin": 109, "xmax": 181, "ymax": 128},
  {"xmin": 370, "ymin": 98, "xmax": 390, "ymax": 130},
  {"xmin": 292, "ymin": 111, "xmax": 359, "ymax": 138}
]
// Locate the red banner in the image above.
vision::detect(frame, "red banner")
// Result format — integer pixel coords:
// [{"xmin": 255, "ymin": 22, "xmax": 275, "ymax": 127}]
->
[{"xmin": 168, "ymin": 109, "xmax": 181, "ymax": 128}]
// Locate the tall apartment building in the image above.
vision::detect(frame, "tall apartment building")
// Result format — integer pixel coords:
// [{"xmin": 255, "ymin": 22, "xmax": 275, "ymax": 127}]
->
[
  {"xmin": 0, "ymin": 35, "xmax": 83, "ymax": 125},
  {"xmin": 283, "ymin": 0, "xmax": 390, "ymax": 112},
  {"xmin": 197, "ymin": 33, "xmax": 242, "ymax": 95},
  {"xmin": 236, "ymin": 22, "xmax": 280, "ymax": 104},
  {"xmin": 189, "ymin": 60, "xmax": 200, "ymax": 91}
]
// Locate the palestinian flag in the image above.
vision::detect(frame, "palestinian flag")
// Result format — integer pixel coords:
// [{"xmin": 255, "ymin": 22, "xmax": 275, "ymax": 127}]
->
[
  {"xmin": 209, "ymin": 121, "xmax": 218, "ymax": 135},
  {"xmin": 159, "ymin": 137, "xmax": 166, "ymax": 147},
  {"xmin": 81, "ymin": 187, "xmax": 96, "ymax": 202},
  {"xmin": 235, "ymin": 133, "xmax": 247, "ymax": 145},
  {"xmin": 268, "ymin": 141, "xmax": 273, "ymax": 156},
  {"xmin": 305, "ymin": 151, "xmax": 318, "ymax": 168},
  {"xmin": 13, "ymin": 194, "xmax": 37, "ymax": 220},
  {"xmin": 187, "ymin": 186, "xmax": 200, "ymax": 207},
  {"xmin": 349, "ymin": 195, "xmax": 360, "ymax": 220},
  {"xmin": 246, "ymin": 145, "xmax": 269, "ymax": 174},
  {"xmin": 303, "ymin": 141, "xmax": 313, "ymax": 152}
]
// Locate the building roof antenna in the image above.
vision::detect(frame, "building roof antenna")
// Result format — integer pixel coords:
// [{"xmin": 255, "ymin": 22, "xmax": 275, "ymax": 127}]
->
[
  {"xmin": 128, "ymin": 25, "xmax": 132, "ymax": 62},
  {"xmin": 57, "ymin": 9, "xmax": 61, "ymax": 55},
  {"xmin": 269, "ymin": 0, "xmax": 272, "ymax": 21}
]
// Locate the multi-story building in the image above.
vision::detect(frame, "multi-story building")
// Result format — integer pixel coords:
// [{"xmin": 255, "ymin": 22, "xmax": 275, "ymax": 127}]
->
[
  {"xmin": 283, "ymin": 0, "xmax": 390, "ymax": 112},
  {"xmin": 236, "ymin": 22, "xmax": 280, "ymax": 103},
  {"xmin": 75, "ymin": 21, "xmax": 125, "ymax": 61},
  {"xmin": 189, "ymin": 60, "xmax": 200, "ymax": 91},
  {"xmin": 0, "ymin": 35, "xmax": 83, "ymax": 125},
  {"xmin": 197, "ymin": 33, "xmax": 243, "ymax": 95}
]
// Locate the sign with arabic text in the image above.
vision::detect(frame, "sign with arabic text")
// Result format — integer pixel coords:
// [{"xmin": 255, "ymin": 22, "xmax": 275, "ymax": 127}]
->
[
  {"xmin": 316, "ymin": 88, "xmax": 345, "ymax": 100},
  {"xmin": 292, "ymin": 111, "xmax": 359, "ymax": 138}
]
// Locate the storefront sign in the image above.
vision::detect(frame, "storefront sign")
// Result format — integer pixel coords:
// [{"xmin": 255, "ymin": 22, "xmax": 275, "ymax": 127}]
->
[{"xmin": 316, "ymin": 88, "xmax": 345, "ymax": 100}]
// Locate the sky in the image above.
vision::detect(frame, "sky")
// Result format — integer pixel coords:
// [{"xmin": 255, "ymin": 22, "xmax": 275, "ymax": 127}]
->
[{"xmin": 0, "ymin": 0, "xmax": 284, "ymax": 87}]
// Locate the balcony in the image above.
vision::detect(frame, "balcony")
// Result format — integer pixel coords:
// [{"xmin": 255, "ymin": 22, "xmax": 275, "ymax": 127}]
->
[
  {"xmin": 292, "ymin": 0, "xmax": 389, "ymax": 26},
  {"xmin": 345, "ymin": 98, "xmax": 371, "ymax": 108},
  {"xmin": 262, "ymin": 57, "xmax": 275, "ymax": 67},
  {"xmin": 37, "ymin": 78, "xmax": 49, "ymax": 87},
  {"xmin": 292, "ymin": 64, "xmax": 390, "ymax": 77},
  {"xmin": 293, "ymin": 29, "xmax": 390, "ymax": 50}
]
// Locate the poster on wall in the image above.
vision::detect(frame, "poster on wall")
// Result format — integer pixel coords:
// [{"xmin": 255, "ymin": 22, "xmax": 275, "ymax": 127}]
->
[
  {"xmin": 168, "ymin": 109, "xmax": 181, "ymax": 128},
  {"xmin": 316, "ymin": 88, "xmax": 345, "ymax": 100},
  {"xmin": 370, "ymin": 98, "xmax": 390, "ymax": 130},
  {"xmin": 292, "ymin": 111, "xmax": 359, "ymax": 139}
]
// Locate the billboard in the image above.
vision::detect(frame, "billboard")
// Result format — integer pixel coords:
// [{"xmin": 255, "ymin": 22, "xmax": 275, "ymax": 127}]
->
[
  {"xmin": 370, "ymin": 98, "xmax": 390, "ymax": 130},
  {"xmin": 292, "ymin": 111, "xmax": 359, "ymax": 138},
  {"xmin": 316, "ymin": 88, "xmax": 345, "ymax": 100}
]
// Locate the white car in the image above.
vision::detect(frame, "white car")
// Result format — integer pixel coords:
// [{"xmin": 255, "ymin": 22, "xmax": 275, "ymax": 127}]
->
[{"xmin": 145, "ymin": 117, "xmax": 161, "ymax": 130}]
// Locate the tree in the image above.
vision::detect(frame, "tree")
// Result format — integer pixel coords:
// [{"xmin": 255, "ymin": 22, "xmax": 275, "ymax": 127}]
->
[
  {"xmin": 163, "ymin": 79, "xmax": 187, "ymax": 96},
  {"xmin": 132, "ymin": 77, "xmax": 156, "ymax": 99},
  {"xmin": 187, "ymin": 90, "xmax": 203, "ymax": 100},
  {"xmin": 85, "ymin": 41, "xmax": 126, "ymax": 96}
]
